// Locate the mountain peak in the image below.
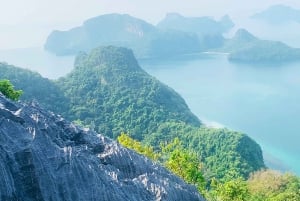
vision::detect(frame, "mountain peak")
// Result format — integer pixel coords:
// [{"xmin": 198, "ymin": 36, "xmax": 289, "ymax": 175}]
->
[
  {"xmin": 75, "ymin": 46, "xmax": 140, "ymax": 72},
  {"xmin": 233, "ymin": 29, "xmax": 257, "ymax": 41},
  {"xmin": 62, "ymin": 46, "xmax": 201, "ymax": 138}
]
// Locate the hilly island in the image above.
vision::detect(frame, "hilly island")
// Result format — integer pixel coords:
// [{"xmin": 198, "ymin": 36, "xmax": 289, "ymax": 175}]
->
[
  {"xmin": 44, "ymin": 13, "xmax": 300, "ymax": 63},
  {"xmin": 1, "ymin": 46, "xmax": 300, "ymax": 200}
]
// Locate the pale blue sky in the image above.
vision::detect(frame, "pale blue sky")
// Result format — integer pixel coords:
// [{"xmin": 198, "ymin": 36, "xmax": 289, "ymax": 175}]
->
[{"xmin": 0, "ymin": 0, "xmax": 299, "ymax": 49}]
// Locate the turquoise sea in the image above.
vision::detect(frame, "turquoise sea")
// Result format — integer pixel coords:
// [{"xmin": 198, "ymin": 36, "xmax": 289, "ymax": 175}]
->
[{"xmin": 141, "ymin": 53, "xmax": 300, "ymax": 175}]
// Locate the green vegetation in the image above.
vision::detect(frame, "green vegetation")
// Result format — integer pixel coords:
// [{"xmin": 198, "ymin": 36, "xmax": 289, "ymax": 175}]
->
[
  {"xmin": 247, "ymin": 170, "xmax": 300, "ymax": 201},
  {"xmin": 0, "ymin": 79, "xmax": 22, "ymax": 100},
  {"xmin": 57, "ymin": 46, "xmax": 264, "ymax": 180},
  {"xmin": 118, "ymin": 134, "xmax": 300, "ymax": 201},
  {"xmin": 144, "ymin": 122, "xmax": 264, "ymax": 180},
  {"xmin": 58, "ymin": 46, "xmax": 201, "ymax": 139},
  {"xmin": 161, "ymin": 138, "xmax": 205, "ymax": 191},
  {"xmin": 117, "ymin": 132, "xmax": 159, "ymax": 160}
]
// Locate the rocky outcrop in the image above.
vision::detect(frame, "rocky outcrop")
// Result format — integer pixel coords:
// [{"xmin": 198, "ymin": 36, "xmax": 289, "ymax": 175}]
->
[{"xmin": 0, "ymin": 94, "xmax": 204, "ymax": 201}]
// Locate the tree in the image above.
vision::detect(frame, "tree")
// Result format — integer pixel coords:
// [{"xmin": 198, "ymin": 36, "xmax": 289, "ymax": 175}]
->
[
  {"xmin": 161, "ymin": 138, "xmax": 205, "ymax": 191},
  {"xmin": 212, "ymin": 178, "xmax": 250, "ymax": 201},
  {"xmin": 118, "ymin": 134, "xmax": 206, "ymax": 193},
  {"xmin": 0, "ymin": 79, "xmax": 23, "ymax": 101},
  {"xmin": 247, "ymin": 170, "xmax": 300, "ymax": 201}
]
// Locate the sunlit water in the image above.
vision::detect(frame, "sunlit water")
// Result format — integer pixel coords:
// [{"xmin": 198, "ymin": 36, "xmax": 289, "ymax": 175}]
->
[{"xmin": 0, "ymin": 48, "xmax": 299, "ymax": 175}]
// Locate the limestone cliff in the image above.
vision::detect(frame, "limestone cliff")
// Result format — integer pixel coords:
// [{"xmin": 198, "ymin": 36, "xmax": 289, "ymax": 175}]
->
[{"xmin": 0, "ymin": 94, "xmax": 204, "ymax": 201}]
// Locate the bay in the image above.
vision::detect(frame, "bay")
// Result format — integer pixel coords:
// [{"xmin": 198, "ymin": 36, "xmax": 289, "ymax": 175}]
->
[{"xmin": 140, "ymin": 53, "xmax": 300, "ymax": 175}]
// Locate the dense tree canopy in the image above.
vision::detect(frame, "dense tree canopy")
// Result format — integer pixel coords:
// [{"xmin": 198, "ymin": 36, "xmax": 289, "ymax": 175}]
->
[{"xmin": 58, "ymin": 46, "xmax": 201, "ymax": 139}]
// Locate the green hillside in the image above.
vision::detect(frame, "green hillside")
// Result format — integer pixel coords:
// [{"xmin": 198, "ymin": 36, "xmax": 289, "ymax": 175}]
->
[
  {"xmin": 58, "ymin": 46, "xmax": 201, "ymax": 139},
  {"xmin": 0, "ymin": 46, "xmax": 265, "ymax": 181}
]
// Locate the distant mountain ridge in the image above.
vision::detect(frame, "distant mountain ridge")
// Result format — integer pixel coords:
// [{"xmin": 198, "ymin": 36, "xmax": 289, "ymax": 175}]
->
[
  {"xmin": 44, "ymin": 12, "xmax": 300, "ymax": 63},
  {"xmin": 44, "ymin": 13, "xmax": 235, "ymax": 58},
  {"xmin": 157, "ymin": 13, "xmax": 234, "ymax": 49},
  {"xmin": 45, "ymin": 14, "xmax": 157, "ymax": 56},
  {"xmin": 251, "ymin": 4, "xmax": 300, "ymax": 24},
  {"xmin": 157, "ymin": 13, "xmax": 233, "ymax": 36}
]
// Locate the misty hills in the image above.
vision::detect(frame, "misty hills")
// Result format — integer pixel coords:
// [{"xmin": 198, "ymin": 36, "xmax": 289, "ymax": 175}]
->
[
  {"xmin": 157, "ymin": 13, "xmax": 234, "ymax": 49},
  {"xmin": 157, "ymin": 13, "xmax": 234, "ymax": 36},
  {"xmin": 0, "ymin": 93, "xmax": 205, "ymax": 201},
  {"xmin": 44, "ymin": 13, "xmax": 234, "ymax": 58},
  {"xmin": 0, "ymin": 46, "xmax": 265, "ymax": 180},
  {"xmin": 251, "ymin": 4, "xmax": 300, "ymax": 24},
  {"xmin": 219, "ymin": 29, "xmax": 300, "ymax": 62},
  {"xmin": 45, "ymin": 14, "xmax": 156, "ymax": 56},
  {"xmin": 44, "ymin": 12, "xmax": 300, "ymax": 63}
]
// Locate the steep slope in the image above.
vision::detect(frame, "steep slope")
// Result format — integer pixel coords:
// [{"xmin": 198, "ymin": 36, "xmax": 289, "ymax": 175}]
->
[
  {"xmin": 0, "ymin": 93, "xmax": 204, "ymax": 201},
  {"xmin": 0, "ymin": 62, "xmax": 68, "ymax": 114},
  {"xmin": 44, "ymin": 13, "xmax": 201, "ymax": 58},
  {"xmin": 57, "ymin": 46, "xmax": 265, "ymax": 179},
  {"xmin": 0, "ymin": 46, "xmax": 265, "ymax": 180},
  {"xmin": 251, "ymin": 4, "xmax": 300, "ymax": 24},
  {"xmin": 221, "ymin": 29, "xmax": 258, "ymax": 52},
  {"xmin": 58, "ymin": 46, "xmax": 201, "ymax": 139}
]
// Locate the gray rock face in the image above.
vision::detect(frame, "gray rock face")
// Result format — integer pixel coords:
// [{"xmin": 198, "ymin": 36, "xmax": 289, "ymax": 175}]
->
[{"xmin": 0, "ymin": 94, "xmax": 205, "ymax": 201}]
